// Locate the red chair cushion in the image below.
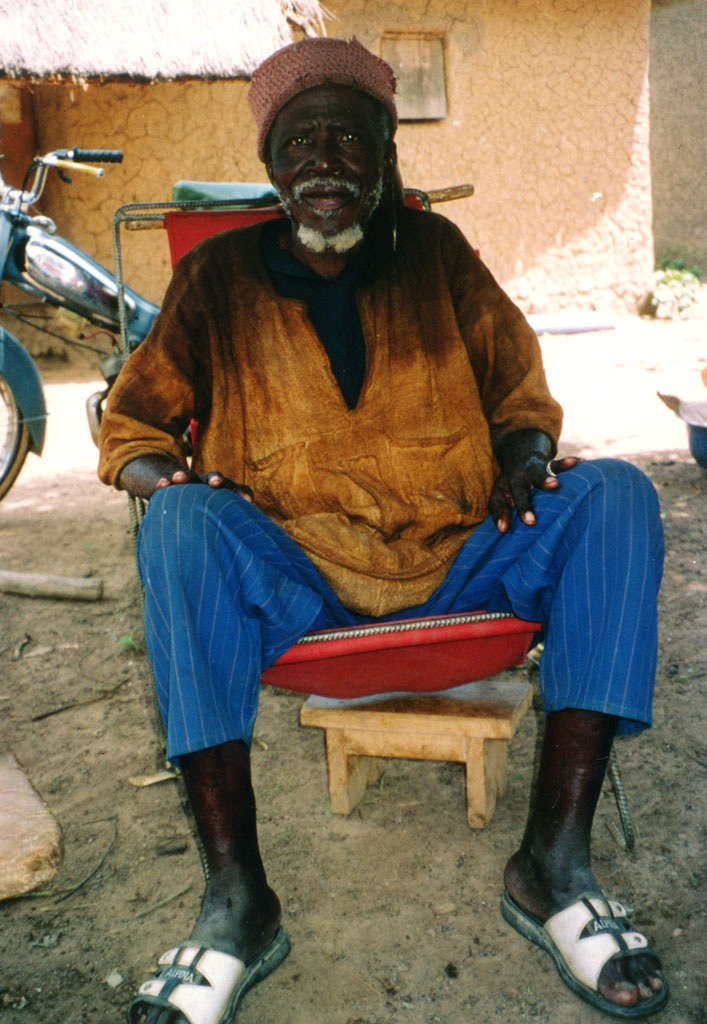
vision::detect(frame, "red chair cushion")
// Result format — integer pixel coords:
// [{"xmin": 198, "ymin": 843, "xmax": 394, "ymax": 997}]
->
[{"xmin": 261, "ymin": 614, "xmax": 540, "ymax": 699}]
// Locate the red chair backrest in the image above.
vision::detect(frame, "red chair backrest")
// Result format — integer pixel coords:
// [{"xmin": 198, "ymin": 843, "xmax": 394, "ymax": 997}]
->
[
  {"xmin": 164, "ymin": 206, "xmax": 285, "ymax": 267},
  {"xmin": 163, "ymin": 191, "xmax": 428, "ymax": 268}
]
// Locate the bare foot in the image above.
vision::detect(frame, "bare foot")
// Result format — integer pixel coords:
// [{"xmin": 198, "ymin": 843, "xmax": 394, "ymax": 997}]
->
[{"xmin": 504, "ymin": 849, "xmax": 665, "ymax": 1010}]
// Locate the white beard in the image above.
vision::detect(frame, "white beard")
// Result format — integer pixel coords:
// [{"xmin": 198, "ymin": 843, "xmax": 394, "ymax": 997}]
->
[
  {"xmin": 275, "ymin": 173, "xmax": 384, "ymax": 255},
  {"xmin": 296, "ymin": 223, "xmax": 364, "ymax": 253}
]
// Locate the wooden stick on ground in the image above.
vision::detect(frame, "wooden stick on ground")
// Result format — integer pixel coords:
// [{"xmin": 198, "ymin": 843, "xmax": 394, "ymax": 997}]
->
[{"xmin": 0, "ymin": 570, "xmax": 102, "ymax": 601}]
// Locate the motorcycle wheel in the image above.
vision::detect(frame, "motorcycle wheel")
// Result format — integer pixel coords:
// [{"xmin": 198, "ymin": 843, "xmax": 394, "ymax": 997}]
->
[{"xmin": 0, "ymin": 375, "xmax": 31, "ymax": 500}]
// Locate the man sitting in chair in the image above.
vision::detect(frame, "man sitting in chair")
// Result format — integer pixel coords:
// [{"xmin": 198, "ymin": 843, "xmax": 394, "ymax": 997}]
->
[{"xmin": 98, "ymin": 37, "xmax": 667, "ymax": 1024}]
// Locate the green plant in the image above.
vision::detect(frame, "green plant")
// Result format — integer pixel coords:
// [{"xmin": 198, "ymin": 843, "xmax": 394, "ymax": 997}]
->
[
  {"xmin": 646, "ymin": 259, "xmax": 702, "ymax": 320},
  {"xmin": 117, "ymin": 626, "xmax": 140, "ymax": 653}
]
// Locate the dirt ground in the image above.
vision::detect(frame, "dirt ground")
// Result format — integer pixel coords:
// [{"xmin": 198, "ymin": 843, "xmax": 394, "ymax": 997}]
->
[{"xmin": 0, "ymin": 311, "xmax": 705, "ymax": 1024}]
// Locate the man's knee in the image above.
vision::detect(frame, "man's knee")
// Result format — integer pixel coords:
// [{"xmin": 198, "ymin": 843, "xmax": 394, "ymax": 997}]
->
[
  {"xmin": 138, "ymin": 483, "xmax": 241, "ymax": 575},
  {"xmin": 562, "ymin": 458, "xmax": 660, "ymax": 521},
  {"xmin": 141, "ymin": 482, "xmax": 252, "ymax": 540},
  {"xmin": 140, "ymin": 483, "xmax": 202, "ymax": 547}
]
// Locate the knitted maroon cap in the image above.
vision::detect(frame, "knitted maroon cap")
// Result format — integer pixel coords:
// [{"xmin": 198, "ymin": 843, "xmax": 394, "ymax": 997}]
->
[{"xmin": 249, "ymin": 36, "xmax": 398, "ymax": 162}]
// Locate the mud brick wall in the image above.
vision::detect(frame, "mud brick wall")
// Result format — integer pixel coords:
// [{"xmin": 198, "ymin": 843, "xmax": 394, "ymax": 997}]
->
[
  {"xmin": 340, "ymin": 0, "xmax": 654, "ymax": 313},
  {"xmin": 650, "ymin": 0, "xmax": 707, "ymax": 271},
  {"xmin": 2, "ymin": 0, "xmax": 657, "ymax": 320}
]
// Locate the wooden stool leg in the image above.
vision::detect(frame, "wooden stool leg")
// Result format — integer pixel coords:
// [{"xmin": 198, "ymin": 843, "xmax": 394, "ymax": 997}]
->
[
  {"xmin": 324, "ymin": 729, "xmax": 378, "ymax": 815},
  {"xmin": 464, "ymin": 737, "xmax": 509, "ymax": 828},
  {"xmin": 486, "ymin": 738, "xmax": 509, "ymax": 799}
]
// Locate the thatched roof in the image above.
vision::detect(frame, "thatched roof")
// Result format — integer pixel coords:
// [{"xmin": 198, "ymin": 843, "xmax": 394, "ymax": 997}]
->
[{"xmin": 0, "ymin": 0, "xmax": 328, "ymax": 80}]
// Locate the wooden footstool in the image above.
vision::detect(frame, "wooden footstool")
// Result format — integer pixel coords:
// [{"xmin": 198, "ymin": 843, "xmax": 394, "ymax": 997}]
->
[{"xmin": 300, "ymin": 678, "xmax": 532, "ymax": 828}]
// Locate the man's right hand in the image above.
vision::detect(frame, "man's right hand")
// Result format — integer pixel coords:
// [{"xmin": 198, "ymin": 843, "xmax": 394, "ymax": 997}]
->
[{"xmin": 117, "ymin": 454, "xmax": 253, "ymax": 503}]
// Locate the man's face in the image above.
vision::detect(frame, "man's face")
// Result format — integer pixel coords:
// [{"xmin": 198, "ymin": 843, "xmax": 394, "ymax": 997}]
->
[{"xmin": 266, "ymin": 85, "xmax": 393, "ymax": 247}]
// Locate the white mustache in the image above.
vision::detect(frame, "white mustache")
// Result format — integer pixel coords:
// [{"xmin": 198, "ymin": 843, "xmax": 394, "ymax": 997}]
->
[{"xmin": 292, "ymin": 176, "xmax": 361, "ymax": 201}]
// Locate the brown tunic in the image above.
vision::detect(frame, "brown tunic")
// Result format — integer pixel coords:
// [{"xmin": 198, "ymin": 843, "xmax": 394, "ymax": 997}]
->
[{"xmin": 98, "ymin": 208, "xmax": 562, "ymax": 616}]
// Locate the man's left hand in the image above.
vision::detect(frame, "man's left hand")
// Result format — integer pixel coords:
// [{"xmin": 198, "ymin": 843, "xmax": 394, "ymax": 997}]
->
[{"xmin": 489, "ymin": 430, "xmax": 579, "ymax": 534}]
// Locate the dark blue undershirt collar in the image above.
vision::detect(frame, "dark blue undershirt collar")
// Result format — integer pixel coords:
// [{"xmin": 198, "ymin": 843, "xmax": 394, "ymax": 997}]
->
[{"xmin": 260, "ymin": 220, "xmax": 371, "ymax": 409}]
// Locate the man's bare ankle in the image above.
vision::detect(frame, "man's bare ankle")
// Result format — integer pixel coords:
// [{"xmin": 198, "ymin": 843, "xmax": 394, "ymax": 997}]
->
[
  {"xmin": 504, "ymin": 846, "xmax": 598, "ymax": 921},
  {"xmin": 190, "ymin": 880, "xmax": 281, "ymax": 959}
]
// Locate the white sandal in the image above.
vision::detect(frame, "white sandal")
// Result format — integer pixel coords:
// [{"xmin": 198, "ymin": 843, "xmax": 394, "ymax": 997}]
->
[
  {"xmin": 502, "ymin": 891, "xmax": 668, "ymax": 1018},
  {"xmin": 128, "ymin": 927, "xmax": 290, "ymax": 1024}
]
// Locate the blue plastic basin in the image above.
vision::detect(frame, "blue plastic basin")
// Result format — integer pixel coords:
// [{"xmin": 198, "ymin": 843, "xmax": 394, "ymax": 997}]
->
[{"xmin": 688, "ymin": 424, "xmax": 707, "ymax": 468}]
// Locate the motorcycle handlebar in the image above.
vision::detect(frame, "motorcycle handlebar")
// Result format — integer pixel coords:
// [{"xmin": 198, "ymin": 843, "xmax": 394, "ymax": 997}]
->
[
  {"xmin": 71, "ymin": 149, "xmax": 123, "ymax": 164},
  {"xmin": 1, "ymin": 148, "xmax": 124, "ymax": 209},
  {"xmin": 51, "ymin": 158, "xmax": 105, "ymax": 177}
]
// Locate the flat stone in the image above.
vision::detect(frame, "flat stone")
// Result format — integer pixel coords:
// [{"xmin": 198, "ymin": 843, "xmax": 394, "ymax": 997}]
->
[{"xmin": 0, "ymin": 752, "xmax": 63, "ymax": 900}]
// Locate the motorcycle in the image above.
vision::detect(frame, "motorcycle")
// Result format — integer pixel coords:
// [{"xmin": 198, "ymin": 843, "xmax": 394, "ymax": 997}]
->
[{"xmin": 0, "ymin": 147, "xmax": 159, "ymax": 499}]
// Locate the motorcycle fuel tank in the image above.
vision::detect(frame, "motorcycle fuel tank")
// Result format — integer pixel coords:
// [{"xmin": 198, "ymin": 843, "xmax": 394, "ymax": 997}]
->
[{"xmin": 18, "ymin": 230, "xmax": 133, "ymax": 330}]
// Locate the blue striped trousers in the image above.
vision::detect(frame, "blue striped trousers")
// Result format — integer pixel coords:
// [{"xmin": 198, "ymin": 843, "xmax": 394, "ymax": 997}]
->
[{"xmin": 137, "ymin": 459, "xmax": 664, "ymax": 763}]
